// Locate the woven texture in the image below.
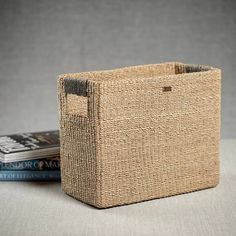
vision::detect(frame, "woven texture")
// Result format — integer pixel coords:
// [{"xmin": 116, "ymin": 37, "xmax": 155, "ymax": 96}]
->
[{"xmin": 58, "ymin": 62, "xmax": 221, "ymax": 208}]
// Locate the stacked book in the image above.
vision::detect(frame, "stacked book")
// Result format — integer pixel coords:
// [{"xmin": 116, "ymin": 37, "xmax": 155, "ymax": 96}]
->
[{"xmin": 0, "ymin": 130, "xmax": 60, "ymax": 181}]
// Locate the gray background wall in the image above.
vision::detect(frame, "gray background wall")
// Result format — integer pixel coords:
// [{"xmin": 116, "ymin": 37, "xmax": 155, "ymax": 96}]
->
[{"xmin": 0, "ymin": 0, "xmax": 235, "ymax": 138}]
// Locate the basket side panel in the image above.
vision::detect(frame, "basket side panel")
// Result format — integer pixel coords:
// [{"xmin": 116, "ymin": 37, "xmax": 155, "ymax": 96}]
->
[
  {"xmin": 99, "ymin": 69, "xmax": 221, "ymax": 207},
  {"xmin": 58, "ymin": 78, "xmax": 100, "ymax": 206}
]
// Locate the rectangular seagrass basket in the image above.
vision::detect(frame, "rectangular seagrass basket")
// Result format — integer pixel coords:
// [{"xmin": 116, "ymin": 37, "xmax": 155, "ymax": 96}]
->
[{"xmin": 58, "ymin": 62, "xmax": 221, "ymax": 208}]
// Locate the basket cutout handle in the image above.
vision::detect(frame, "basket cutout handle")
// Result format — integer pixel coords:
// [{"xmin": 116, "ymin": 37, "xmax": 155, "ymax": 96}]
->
[
  {"xmin": 64, "ymin": 78, "xmax": 88, "ymax": 117},
  {"xmin": 66, "ymin": 94, "xmax": 88, "ymax": 117}
]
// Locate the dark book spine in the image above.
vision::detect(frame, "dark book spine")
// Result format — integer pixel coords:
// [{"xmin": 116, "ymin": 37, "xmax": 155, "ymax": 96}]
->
[
  {"xmin": 0, "ymin": 170, "xmax": 61, "ymax": 181},
  {"xmin": 0, "ymin": 158, "xmax": 60, "ymax": 171}
]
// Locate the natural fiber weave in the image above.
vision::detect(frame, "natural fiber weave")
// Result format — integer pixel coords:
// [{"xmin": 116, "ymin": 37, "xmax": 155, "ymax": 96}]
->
[{"xmin": 58, "ymin": 62, "xmax": 221, "ymax": 208}]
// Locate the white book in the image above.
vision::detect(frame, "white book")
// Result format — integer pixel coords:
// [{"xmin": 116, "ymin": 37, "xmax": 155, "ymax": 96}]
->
[{"xmin": 0, "ymin": 130, "xmax": 60, "ymax": 163}]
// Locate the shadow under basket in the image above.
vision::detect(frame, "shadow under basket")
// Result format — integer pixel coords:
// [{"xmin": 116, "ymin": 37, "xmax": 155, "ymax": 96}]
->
[{"xmin": 58, "ymin": 62, "xmax": 221, "ymax": 208}]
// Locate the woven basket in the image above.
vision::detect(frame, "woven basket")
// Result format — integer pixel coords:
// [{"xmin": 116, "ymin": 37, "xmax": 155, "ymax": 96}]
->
[{"xmin": 58, "ymin": 62, "xmax": 221, "ymax": 208}]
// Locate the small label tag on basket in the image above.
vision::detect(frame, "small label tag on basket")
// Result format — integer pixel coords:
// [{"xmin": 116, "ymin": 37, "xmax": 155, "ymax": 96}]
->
[{"xmin": 163, "ymin": 86, "xmax": 172, "ymax": 92}]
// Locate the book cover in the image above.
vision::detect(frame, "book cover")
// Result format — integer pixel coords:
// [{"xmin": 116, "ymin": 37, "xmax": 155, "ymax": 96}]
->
[
  {"xmin": 0, "ymin": 156, "xmax": 60, "ymax": 171},
  {"xmin": 0, "ymin": 130, "xmax": 60, "ymax": 163},
  {"xmin": 0, "ymin": 170, "xmax": 61, "ymax": 181}
]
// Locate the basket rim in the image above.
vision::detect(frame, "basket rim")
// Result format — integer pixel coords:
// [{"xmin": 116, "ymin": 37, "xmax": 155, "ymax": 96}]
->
[{"xmin": 58, "ymin": 62, "xmax": 221, "ymax": 84}]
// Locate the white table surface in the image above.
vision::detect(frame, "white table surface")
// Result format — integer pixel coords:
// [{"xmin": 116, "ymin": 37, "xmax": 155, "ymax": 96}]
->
[{"xmin": 0, "ymin": 139, "xmax": 235, "ymax": 236}]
